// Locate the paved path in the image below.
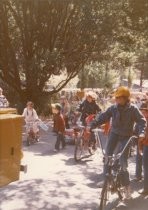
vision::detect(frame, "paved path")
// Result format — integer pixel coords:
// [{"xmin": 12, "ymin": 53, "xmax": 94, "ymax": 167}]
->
[{"xmin": 0, "ymin": 125, "xmax": 148, "ymax": 210}]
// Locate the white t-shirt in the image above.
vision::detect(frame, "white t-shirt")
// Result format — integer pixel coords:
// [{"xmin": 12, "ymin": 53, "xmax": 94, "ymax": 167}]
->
[{"xmin": 22, "ymin": 108, "xmax": 39, "ymax": 123}]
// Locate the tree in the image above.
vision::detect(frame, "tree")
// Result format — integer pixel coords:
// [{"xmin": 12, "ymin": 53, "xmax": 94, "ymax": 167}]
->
[
  {"xmin": 0, "ymin": 0, "xmax": 109, "ymax": 110},
  {"xmin": 77, "ymin": 62, "xmax": 118, "ymax": 89}
]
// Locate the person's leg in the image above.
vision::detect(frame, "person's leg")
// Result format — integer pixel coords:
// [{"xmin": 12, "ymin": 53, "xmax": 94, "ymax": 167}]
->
[
  {"xmin": 103, "ymin": 132, "xmax": 119, "ymax": 175},
  {"xmin": 64, "ymin": 116, "xmax": 70, "ymax": 129},
  {"xmin": 119, "ymin": 137, "xmax": 133, "ymax": 199},
  {"xmin": 55, "ymin": 133, "xmax": 60, "ymax": 150},
  {"xmin": 119, "ymin": 137, "xmax": 130, "ymax": 187},
  {"xmin": 143, "ymin": 146, "xmax": 148, "ymax": 192},
  {"xmin": 61, "ymin": 133, "xmax": 66, "ymax": 149},
  {"xmin": 89, "ymin": 132, "xmax": 96, "ymax": 148},
  {"xmin": 135, "ymin": 145, "xmax": 143, "ymax": 179}
]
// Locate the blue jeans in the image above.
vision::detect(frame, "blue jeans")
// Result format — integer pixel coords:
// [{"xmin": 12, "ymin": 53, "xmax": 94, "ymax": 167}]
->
[
  {"xmin": 143, "ymin": 145, "xmax": 148, "ymax": 191},
  {"xmin": 135, "ymin": 145, "xmax": 142, "ymax": 178},
  {"xmin": 104, "ymin": 132, "xmax": 130, "ymax": 186}
]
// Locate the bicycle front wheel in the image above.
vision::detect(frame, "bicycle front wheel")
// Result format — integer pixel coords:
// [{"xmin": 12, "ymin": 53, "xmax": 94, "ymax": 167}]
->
[
  {"xmin": 74, "ymin": 137, "xmax": 83, "ymax": 161},
  {"xmin": 99, "ymin": 178, "xmax": 109, "ymax": 210}
]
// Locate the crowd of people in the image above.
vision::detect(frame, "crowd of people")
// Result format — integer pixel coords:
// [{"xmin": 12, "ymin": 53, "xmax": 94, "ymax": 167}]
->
[
  {"xmin": 51, "ymin": 87, "xmax": 148, "ymax": 198},
  {"xmin": 0, "ymin": 85, "xmax": 148, "ymax": 199}
]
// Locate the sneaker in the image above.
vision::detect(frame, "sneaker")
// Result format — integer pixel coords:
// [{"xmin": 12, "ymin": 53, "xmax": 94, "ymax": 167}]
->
[
  {"xmin": 124, "ymin": 186, "xmax": 132, "ymax": 199},
  {"xmin": 53, "ymin": 149, "xmax": 58, "ymax": 152},
  {"xmin": 36, "ymin": 138, "xmax": 40, "ymax": 142}
]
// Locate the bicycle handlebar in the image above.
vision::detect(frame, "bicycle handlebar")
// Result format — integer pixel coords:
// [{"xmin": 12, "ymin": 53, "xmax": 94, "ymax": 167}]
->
[{"xmin": 92, "ymin": 128, "xmax": 138, "ymax": 161}]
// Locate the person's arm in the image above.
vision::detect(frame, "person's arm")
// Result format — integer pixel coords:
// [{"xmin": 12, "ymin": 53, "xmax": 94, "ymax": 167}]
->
[
  {"xmin": 77, "ymin": 101, "xmax": 85, "ymax": 112},
  {"xmin": 96, "ymin": 103, "xmax": 101, "ymax": 113},
  {"xmin": 33, "ymin": 109, "xmax": 39, "ymax": 121},
  {"xmin": 133, "ymin": 106, "xmax": 147, "ymax": 137},
  {"xmin": 22, "ymin": 108, "xmax": 27, "ymax": 117},
  {"xmin": 91, "ymin": 106, "xmax": 112, "ymax": 129},
  {"xmin": 22, "ymin": 108, "xmax": 28, "ymax": 123}
]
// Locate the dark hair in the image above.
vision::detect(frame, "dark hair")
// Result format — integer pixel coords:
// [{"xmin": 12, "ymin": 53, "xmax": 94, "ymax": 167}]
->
[{"xmin": 27, "ymin": 101, "xmax": 34, "ymax": 107}]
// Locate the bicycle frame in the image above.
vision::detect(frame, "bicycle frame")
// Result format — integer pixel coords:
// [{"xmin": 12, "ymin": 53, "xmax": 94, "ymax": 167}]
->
[
  {"xmin": 74, "ymin": 125, "xmax": 96, "ymax": 161},
  {"xmin": 92, "ymin": 128, "xmax": 137, "ymax": 163}
]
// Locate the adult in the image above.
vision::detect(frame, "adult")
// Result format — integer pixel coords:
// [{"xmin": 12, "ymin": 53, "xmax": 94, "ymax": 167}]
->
[{"xmin": 0, "ymin": 87, "xmax": 9, "ymax": 108}]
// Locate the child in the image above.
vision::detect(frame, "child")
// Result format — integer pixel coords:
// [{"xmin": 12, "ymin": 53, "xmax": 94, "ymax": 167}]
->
[
  {"xmin": 22, "ymin": 101, "xmax": 39, "ymax": 140},
  {"xmin": 90, "ymin": 86, "xmax": 146, "ymax": 199},
  {"xmin": 138, "ymin": 101, "xmax": 148, "ymax": 195},
  {"xmin": 51, "ymin": 103, "xmax": 65, "ymax": 152}
]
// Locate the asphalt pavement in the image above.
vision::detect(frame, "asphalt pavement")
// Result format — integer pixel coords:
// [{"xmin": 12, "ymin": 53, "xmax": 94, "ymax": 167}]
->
[{"xmin": 0, "ymin": 123, "xmax": 148, "ymax": 210}]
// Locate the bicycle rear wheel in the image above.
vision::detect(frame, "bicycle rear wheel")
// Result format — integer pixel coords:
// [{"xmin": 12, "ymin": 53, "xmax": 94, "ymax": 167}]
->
[
  {"xmin": 88, "ymin": 141, "xmax": 96, "ymax": 155},
  {"xmin": 99, "ymin": 178, "xmax": 109, "ymax": 210},
  {"xmin": 74, "ymin": 137, "xmax": 83, "ymax": 161}
]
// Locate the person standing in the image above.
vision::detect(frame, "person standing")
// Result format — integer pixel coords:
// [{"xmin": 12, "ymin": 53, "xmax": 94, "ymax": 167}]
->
[
  {"xmin": 51, "ymin": 103, "xmax": 66, "ymax": 152},
  {"xmin": 0, "ymin": 87, "xmax": 9, "ymax": 108},
  {"xmin": 138, "ymin": 101, "xmax": 148, "ymax": 195}
]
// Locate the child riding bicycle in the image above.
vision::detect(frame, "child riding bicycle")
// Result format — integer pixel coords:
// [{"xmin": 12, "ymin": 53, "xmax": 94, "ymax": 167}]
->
[
  {"xmin": 90, "ymin": 86, "xmax": 147, "ymax": 199},
  {"xmin": 22, "ymin": 101, "xmax": 40, "ymax": 142}
]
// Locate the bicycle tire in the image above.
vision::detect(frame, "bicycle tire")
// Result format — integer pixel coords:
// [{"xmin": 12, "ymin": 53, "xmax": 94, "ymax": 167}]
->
[
  {"xmin": 99, "ymin": 178, "xmax": 109, "ymax": 210},
  {"xmin": 116, "ymin": 174, "xmax": 124, "ymax": 200},
  {"xmin": 88, "ymin": 142, "xmax": 96, "ymax": 155},
  {"xmin": 74, "ymin": 137, "xmax": 83, "ymax": 161}
]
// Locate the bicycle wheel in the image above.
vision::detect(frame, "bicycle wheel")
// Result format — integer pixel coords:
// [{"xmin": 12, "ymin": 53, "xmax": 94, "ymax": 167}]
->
[
  {"xmin": 116, "ymin": 174, "xmax": 124, "ymax": 200},
  {"xmin": 99, "ymin": 178, "xmax": 109, "ymax": 210},
  {"xmin": 74, "ymin": 137, "xmax": 84, "ymax": 161},
  {"xmin": 88, "ymin": 141, "xmax": 96, "ymax": 155}
]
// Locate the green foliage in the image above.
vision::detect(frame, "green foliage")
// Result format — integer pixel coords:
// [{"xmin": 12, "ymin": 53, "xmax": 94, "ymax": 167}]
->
[
  {"xmin": 0, "ymin": 0, "xmax": 148, "ymax": 110},
  {"xmin": 78, "ymin": 62, "xmax": 118, "ymax": 89}
]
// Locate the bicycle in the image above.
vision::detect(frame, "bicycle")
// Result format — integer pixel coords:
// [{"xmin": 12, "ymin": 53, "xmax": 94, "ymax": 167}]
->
[
  {"xmin": 92, "ymin": 128, "xmax": 137, "ymax": 210},
  {"xmin": 74, "ymin": 125, "xmax": 97, "ymax": 161},
  {"xmin": 26, "ymin": 121, "xmax": 39, "ymax": 146}
]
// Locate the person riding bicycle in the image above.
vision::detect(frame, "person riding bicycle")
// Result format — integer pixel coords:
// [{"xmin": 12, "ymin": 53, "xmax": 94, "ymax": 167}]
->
[
  {"xmin": 22, "ymin": 101, "xmax": 39, "ymax": 140},
  {"xmin": 78, "ymin": 91, "xmax": 101, "ymax": 125},
  {"xmin": 90, "ymin": 86, "xmax": 147, "ymax": 199}
]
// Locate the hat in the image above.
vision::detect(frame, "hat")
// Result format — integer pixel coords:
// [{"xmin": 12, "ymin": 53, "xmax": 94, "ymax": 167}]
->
[
  {"xmin": 51, "ymin": 103, "xmax": 62, "ymax": 111},
  {"xmin": 114, "ymin": 86, "xmax": 130, "ymax": 98},
  {"xmin": 86, "ymin": 91, "xmax": 97, "ymax": 100},
  {"xmin": 140, "ymin": 102, "xmax": 148, "ymax": 111}
]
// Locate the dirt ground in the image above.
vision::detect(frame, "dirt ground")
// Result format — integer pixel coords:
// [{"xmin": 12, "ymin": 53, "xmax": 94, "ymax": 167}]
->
[{"xmin": 0, "ymin": 123, "xmax": 148, "ymax": 210}]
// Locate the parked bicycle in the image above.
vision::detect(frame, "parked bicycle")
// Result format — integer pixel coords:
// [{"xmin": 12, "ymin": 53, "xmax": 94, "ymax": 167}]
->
[{"xmin": 92, "ymin": 128, "xmax": 137, "ymax": 210}]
